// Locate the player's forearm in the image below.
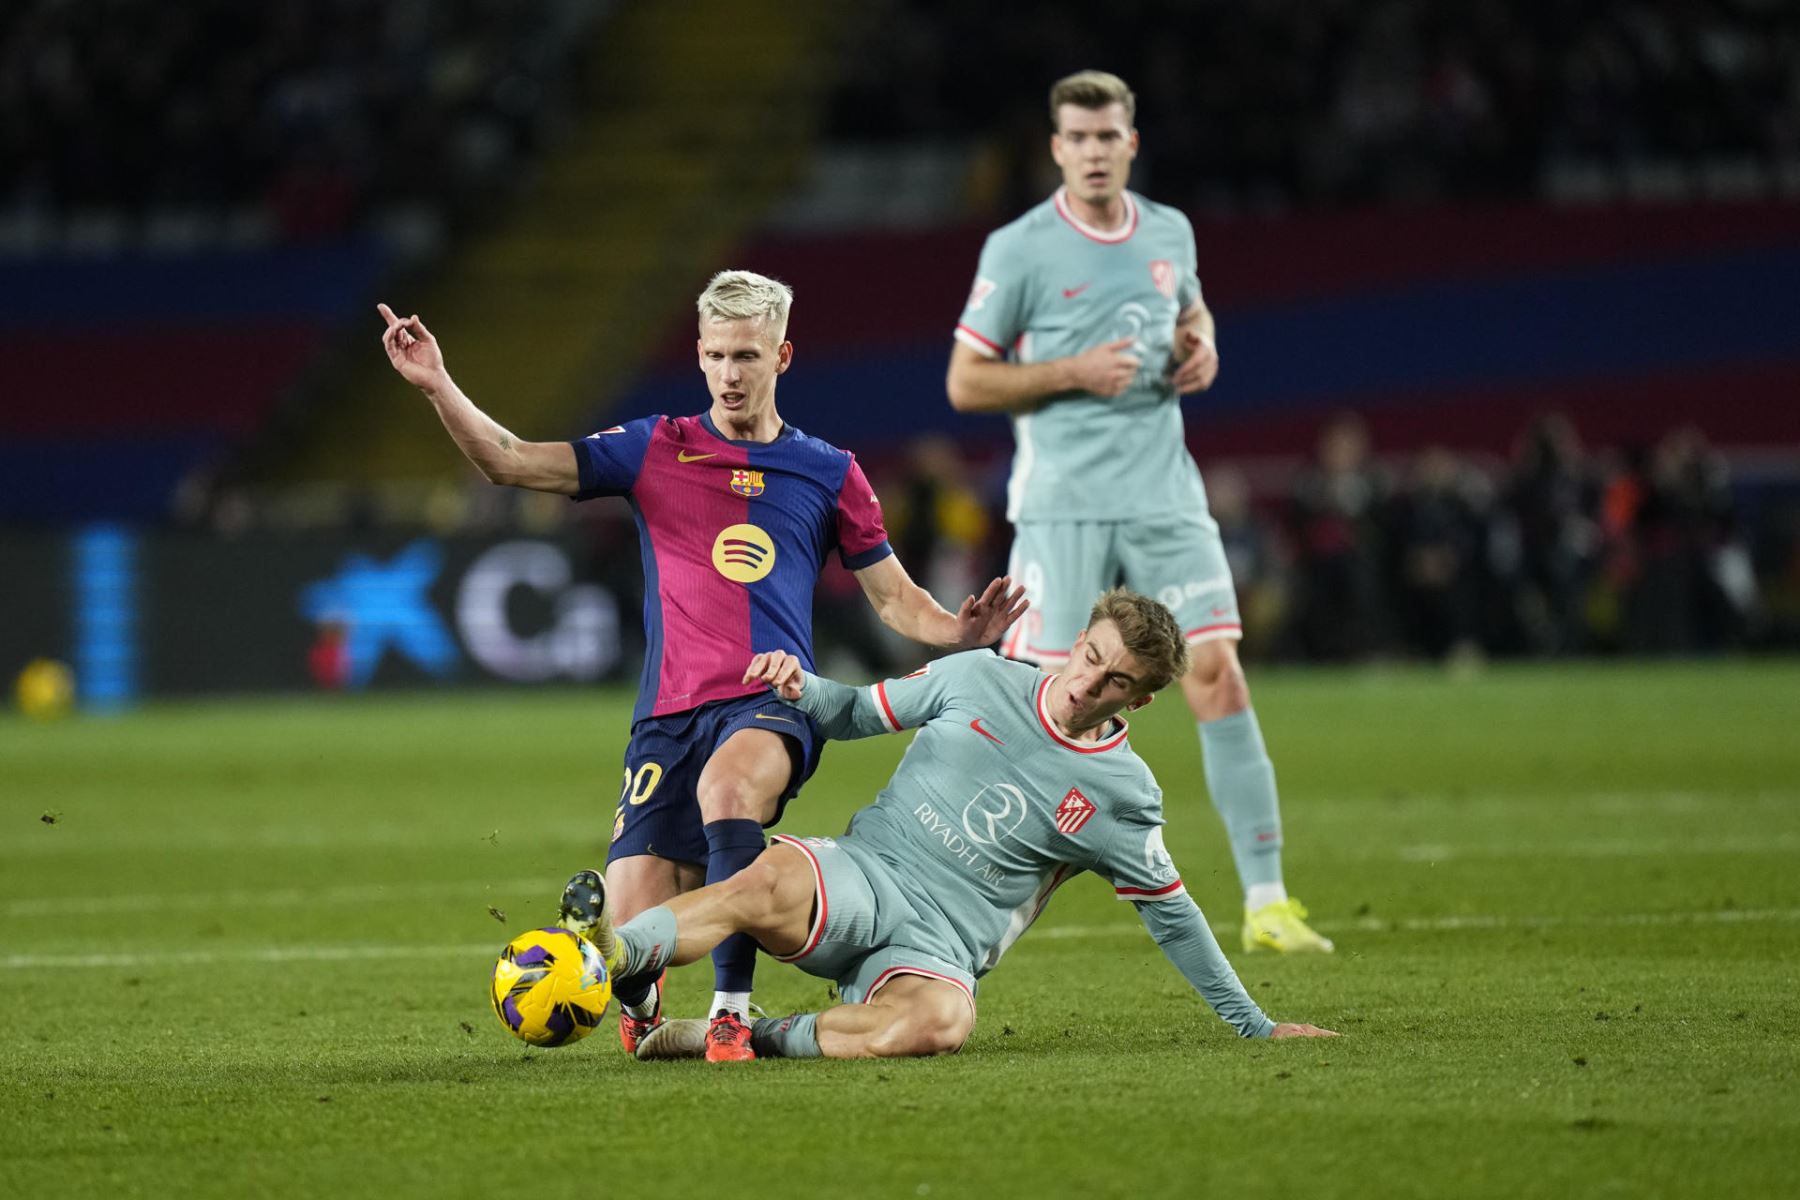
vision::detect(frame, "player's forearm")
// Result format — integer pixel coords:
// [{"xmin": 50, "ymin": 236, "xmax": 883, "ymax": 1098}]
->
[
  {"xmin": 420, "ymin": 377, "xmax": 530, "ymax": 485},
  {"xmin": 788, "ymin": 672, "xmax": 893, "ymax": 740},
  {"xmin": 1138, "ymin": 898, "xmax": 1276, "ymax": 1038},
  {"xmin": 1176, "ymin": 304, "xmax": 1216, "ymax": 349},
  {"xmin": 1173, "ymin": 307, "xmax": 1216, "ymax": 345},
  {"xmin": 873, "ymin": 582, "xmax": 963, "ymax": 649},
  {"xmin": 420, "ymin": 380, "xmax": 576, "ymax": 492},
  {"xmin": 946, "ymin": 356, "xmax": 1078, "ymax": 415}
]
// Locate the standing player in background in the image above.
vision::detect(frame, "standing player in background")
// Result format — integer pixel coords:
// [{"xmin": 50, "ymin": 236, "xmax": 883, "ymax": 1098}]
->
[
  {"xmin": 944, "ymin": 71, "xmax": 1332, "ymax": 953},
  {"xmin": 378, "ymin": 271, "xmax": 1025, "ymax": 1060}
]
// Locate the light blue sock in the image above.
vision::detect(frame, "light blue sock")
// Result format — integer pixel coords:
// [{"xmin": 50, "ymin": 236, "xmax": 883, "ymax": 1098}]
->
[
  {"xmin": 1199, "ymin": 709, "xmax": 1284, "ymax": 892},
  {"xmin": 616, "ymin": 905, "xmax": 678, "ymax": 981},
  {"xmin": 750, "ymin": 1012, "xmax": 822, "ymax": 1058}
]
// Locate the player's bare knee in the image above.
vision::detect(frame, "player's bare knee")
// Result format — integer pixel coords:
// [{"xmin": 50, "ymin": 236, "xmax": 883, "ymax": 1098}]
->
[
  {"xmin": 697, "ymin": 774, "xmax": 773, "ymax": 823},
  {"xmin": 1186, "ymin": 643, "xmax": 1250, "ymax": 713},
  {"xmin": 885, "ymin": 1012, "xmax": 969, "ymax": 1058}
]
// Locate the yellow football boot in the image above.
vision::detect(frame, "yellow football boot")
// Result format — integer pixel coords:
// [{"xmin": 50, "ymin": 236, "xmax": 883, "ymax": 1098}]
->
[{"xmin": 1242, "ymin": 897, "xmax": 1335, "ymax": 953}]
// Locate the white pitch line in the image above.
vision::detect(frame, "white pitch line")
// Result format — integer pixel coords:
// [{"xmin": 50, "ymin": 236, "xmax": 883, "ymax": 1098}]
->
[
  {"xmin": 1388, "ymin": 834, "xmax": 1800, "ymax": 862},
  {"xmin": 0, "ymin": 878, "xmax": 551, "ymax": 919},
  {"xmin": 4, "ymin": 907, "xmax": 1798, "ymax": 971},
  {"xmin": 0, "ymin": 824, "xmax": 552, "ymax": 858},
  {"xmin": 1032, "ymin": 905, "xmax": 1800, "ymax": 942},
  {"xmin": 0, "ymin": 943, "xmax": 499, "ymax": 970},
  {"xmin": 9, "ymin": 790, "xmax": 1793, "ymax": 860}
]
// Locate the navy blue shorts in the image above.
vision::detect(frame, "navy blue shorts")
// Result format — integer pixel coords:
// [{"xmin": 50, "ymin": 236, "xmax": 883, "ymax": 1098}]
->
[{"xmin": 606, "ymin": 691, "xmax": 823, "ymax": 867}]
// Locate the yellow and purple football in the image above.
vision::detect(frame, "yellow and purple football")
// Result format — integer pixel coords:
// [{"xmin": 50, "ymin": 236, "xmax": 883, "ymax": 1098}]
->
[{"xmin": 490, "ymin": 927, "xmax": 611, "ymax": 1047}]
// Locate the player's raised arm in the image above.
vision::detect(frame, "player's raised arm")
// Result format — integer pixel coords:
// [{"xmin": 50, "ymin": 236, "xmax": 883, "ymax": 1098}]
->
[
  {"xmin": 852, "ymin": 557, "xmax": 1027, "ymax": 651},
  {"xmin": 376, "ymin": 303, "xmax": 580, "ymax": 495}
]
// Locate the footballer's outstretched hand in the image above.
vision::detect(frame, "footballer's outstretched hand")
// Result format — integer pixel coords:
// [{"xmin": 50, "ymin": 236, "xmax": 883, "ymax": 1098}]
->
[
  {"xmin": 1270, "ymin": 1022, "xmax": 1338, "ymax": 1039},
  {"xmin": 952, "ymin": 576, "xmax": 1029, "ymax": 650},
  {"xmin": 378, "ymin": 303, "xmax": 448, "ymax": 392},
  {"xmin": 1169, "ymin": 329, "xmax": 1219, "ymax": 395},
  {"xmin": 743, "ymin": 650, "xmax": 806, "ymax": 701}
]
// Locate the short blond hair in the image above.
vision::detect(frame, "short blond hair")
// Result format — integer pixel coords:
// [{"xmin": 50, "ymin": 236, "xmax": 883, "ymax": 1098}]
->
[
  {"xmin": 1088, "ymin": 587, "xmax": 1188, "ymax": 693},
  {"xmin": 1049, "ymin": 70, "xmax": 1136, "ymax": 128},
  {"xmin": 697, "ymin": 269, "xmax": 793, "ymax": 341}
]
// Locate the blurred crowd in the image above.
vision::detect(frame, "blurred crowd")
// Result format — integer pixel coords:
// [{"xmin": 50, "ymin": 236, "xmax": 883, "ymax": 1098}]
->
[
  {"xmin": 830, "ymin": 0, "xmax": 1800, "ymax": 214},
  {"xmin": 0, "ymin": 0, "xmax": 607, "ymax": 246},
  {"xmin": 1229, "ymin": 414, "xmax": 1772, "ymax": 660},
  {"xmin": 9, "ymin": 0, "xmax": 1795, "ymax": 244},
  {"xmin": 853, "ymin": 415, "xmax": 1794, "ymax": 666}
]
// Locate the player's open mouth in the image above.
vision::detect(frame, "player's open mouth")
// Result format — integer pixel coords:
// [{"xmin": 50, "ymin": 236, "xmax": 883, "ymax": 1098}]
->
[
  {"xmin": 721, "ymin": 391, "xmax": 745, "ymax": 405},
  {"xmin": 1084, "ymin": 171, "xmax": 1109, "ymax": 186}
]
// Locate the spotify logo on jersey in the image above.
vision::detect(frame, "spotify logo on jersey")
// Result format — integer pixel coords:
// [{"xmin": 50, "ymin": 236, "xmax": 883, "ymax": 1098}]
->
[{"xmin": 712, "ymin": 523, "xmax": 776, "ymax": 583}]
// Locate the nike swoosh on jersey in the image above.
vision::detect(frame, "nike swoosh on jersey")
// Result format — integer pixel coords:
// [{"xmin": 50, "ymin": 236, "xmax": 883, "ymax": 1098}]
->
[
  {"xmin": 1062, "ymin": 283, "xmax": 1091, "ymax": 299},
  {"xmin": 754, "ymin": 713, "xmax": 797, "ymax": 725},
  {"xmin": 970, "ymin": 718, "xmax": 1005, "ymax": 745},
  {"xmin": 677, "ymin": 450, "xmax": 718, "ymax": 462}
]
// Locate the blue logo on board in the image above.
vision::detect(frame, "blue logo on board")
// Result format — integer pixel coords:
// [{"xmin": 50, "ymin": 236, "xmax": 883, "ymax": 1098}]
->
[{"xmin": 299, "ymin": 539, "xmax": 458, "ymax": 687}]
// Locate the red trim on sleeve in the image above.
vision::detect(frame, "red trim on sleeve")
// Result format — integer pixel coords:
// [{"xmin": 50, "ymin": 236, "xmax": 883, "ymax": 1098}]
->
[
  {"xmin": 875, "ymin": 680, "xmax": 901, "ymax": 732},
  {"xmin": 1184, "ymin": 622, "xmax": 1243, "ymax": 639},
  {"xmin": 1115, "ymin": 880, "xmax": 1185, "ymax": 898},
  {"xmin": 954, "ymin": 323, "xmax": 1004, "ymax": 355}
]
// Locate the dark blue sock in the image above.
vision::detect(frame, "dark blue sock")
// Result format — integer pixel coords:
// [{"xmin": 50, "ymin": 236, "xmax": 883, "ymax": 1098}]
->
[
  {"xmin": 704, "ymin": 818, "xmax": 767, "ymax": 994},
  {"xmin": 612, "ymin": 972, "xmax": 656, "ymax": 1010}
]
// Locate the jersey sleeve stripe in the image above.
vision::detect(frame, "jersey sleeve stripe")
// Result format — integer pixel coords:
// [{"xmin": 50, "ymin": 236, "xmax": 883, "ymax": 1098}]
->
[
  {"xmin": 1184, "ymin": 622, "xmax": 1244, "ymax": 644},
  {"xmin": 954, "ymin": 324, "xmax": 1004, "ymax": 358},
  {"xmin": 1114, "ymin": 880, "xmax": 1187, "ymax": 900},
  {"xmin": 842, "ymin": 540, "xmax": 894, "ymax": 570},
  {"xmin": 871, "ymin": 681, "xmax": 902, "ymax": 732}
]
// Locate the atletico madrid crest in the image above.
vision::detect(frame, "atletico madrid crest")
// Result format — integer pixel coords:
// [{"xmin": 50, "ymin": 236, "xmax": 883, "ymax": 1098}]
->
[
  {"xmin": 730, "ymin": 469, "xmax": 765, "ymax": 497},
  {"xmin": 1149, "ymin": 260, "xmax": 1176, "ymax": 299},
  {"xmin": 1054, "ymin": 787, "xmax": 1097, "ymax": 835}
]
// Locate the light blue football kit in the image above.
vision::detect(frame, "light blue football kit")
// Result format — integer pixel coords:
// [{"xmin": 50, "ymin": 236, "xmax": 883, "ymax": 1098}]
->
[
  {"xmin": 613, "ymin": 650, "xmax": 1275, "ymax": 1042},
  {"xmin": 954, "ymin": 187, "xmax": 1286, "ymax": 895},
  {"xmin": 954, "ymin": 186, "xmax": 1239, "ymax": 658}
]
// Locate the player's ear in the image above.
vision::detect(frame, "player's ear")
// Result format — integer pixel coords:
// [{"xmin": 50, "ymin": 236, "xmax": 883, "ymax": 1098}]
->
[
  {"xmin": 1126, "ymin": 692, "xmax": 1155, "ymax": 713},
  {"xmin": 776, "ymin": 341, "xmax": 793, "ymax": 374}
]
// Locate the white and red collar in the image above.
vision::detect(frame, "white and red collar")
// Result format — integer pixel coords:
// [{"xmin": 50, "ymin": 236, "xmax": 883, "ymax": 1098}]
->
[
  {"xmin": 1053, "ymin": 186, "xmax": 1139, "ymax": 244},
  {"xmin": 1034, "ymin": 675, "xmax": 1130, "ymax": 754}
]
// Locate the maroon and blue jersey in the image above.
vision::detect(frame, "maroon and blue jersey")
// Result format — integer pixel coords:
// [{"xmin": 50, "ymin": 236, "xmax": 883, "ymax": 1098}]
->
[{"xmin": 570, "ymin": 412, "xmax": 893, "ymax": 724}]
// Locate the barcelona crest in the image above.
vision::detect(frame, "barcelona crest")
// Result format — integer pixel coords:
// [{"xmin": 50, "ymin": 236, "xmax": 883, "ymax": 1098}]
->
[{"xmin": 730, "ymin": 469, "xmax": 766, "ymax": 497}]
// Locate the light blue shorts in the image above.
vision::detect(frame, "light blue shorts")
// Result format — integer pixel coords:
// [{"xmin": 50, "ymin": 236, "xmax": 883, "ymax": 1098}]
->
[
  {"xmin": 1002, "ymin": 513, "xmax": 1241, "ymax": 664},
  {"xmin": 768, "ymin": 835, "xmax": 977, "ymax": 1017}
]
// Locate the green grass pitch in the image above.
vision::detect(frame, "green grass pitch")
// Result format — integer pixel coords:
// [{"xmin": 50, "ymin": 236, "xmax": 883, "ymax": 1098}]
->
[{"xmin": 3, "ymin": 661, "xmax": 1798, "ymax": 1198}]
